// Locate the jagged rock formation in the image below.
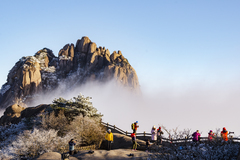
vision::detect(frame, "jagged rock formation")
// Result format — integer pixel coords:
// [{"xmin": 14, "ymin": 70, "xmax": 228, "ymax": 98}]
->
[
  {"xmin": 0, "ymin": 104, "xmax": 50, "ymax": 125},
  {"xmin": 0, "ymin": 36, "xmax": 140, "ymax": 109}
]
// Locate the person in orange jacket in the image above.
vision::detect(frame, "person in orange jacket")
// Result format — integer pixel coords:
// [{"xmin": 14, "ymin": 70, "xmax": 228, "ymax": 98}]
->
[{"xmin": 221, "ymin": 127, "xmax": 228, "ymax": 141}]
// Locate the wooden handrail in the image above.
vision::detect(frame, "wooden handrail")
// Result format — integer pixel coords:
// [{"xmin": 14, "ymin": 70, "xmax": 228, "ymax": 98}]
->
[{"xmin": 101, "ymin": 122, "xmax": 240, "ymax": 142}]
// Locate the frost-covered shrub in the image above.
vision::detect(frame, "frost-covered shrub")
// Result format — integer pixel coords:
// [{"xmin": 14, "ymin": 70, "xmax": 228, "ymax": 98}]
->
[
  {"xmin": 0, "ymin": 128, "xmax": 74, "ymax": 159},
  {"xmin": 41, "ymin": 110, "xmax": 68, "ymax": 136},
  {"xmin": 0, "ymin": 120, "xmax": 27, "ymax": 147},
  {"xmin": 67, "ymin": 116, "xmax": 105, "ymax": 146},
  {"xmin": 0, "ymin": 94, "xmax": 105, "ymax": 159},
  {"xmin": 51, "ymin": 93, "xmax": 103, "ymax": 121},
  {"xmin": 0, "ymin": 121, "xmax": 28, "ymax": 160},
  {"xmin": 161, "ymin": 125, "xmax": 192, "ymax": 140},
  {"xmin": 148, "ymin": 140, "xmax": 240, "ymax": 160},
  {"xmin": 11, "ymin": 128, "xmax": 59, "ymax": 158},
  {"xmin": 148, "ymin": 126, "xmax": 240, "ymax": 159},
  {"xmin": 41, "ymin": 111, "xmax": 105, "ymax": 146}
]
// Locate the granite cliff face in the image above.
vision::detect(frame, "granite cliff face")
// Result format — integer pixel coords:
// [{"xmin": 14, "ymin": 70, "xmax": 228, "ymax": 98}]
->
[{"xmin": 0, "ymin": 36, "xmax": 140, "ymax": 109}]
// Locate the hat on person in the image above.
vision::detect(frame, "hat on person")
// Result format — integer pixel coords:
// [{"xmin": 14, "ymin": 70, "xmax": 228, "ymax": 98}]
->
[
  {"xmin": 153, "ymin": 125, "xmax": 156, "ymax": 128},
  {"xmin": 108, "ymin": 129, "xmax": 111, "ymax": 132},
  {"xmin": 223, "ymin": 127, "xmax": 226, "ymax": 131},
  {"xmin": 136, "ymin": 121, "xmax": 138, "ymax": 123},
  {"xmin": 210, "ymin": 130, "xmax": 212, "ymax": 132}
]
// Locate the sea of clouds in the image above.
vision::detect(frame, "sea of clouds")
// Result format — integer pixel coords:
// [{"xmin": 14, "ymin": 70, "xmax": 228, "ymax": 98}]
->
[{"xmin": 17, "ymin": 78, "xmax": 240, "ymax": 138}]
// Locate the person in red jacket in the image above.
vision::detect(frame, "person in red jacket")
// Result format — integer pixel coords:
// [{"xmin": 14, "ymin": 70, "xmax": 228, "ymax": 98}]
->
[
  {"xmin": 131, "ymin": 132, "xmax": 138, "ymax": 151},
  {"xmin": 157, "ymin": 127, "xmax": 164, "ymax": 144},
  {"xmin": 208, "ymin": 130, "xmax": 215, "ymax": 141},
  {"xmin": 221, "ymin": 127, "xmax": 228, "ymax": 141}
]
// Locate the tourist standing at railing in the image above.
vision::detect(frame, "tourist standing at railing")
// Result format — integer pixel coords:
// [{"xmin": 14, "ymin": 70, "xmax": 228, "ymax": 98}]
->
[
  {"xmin": 151, "ymin": 126, "xmax": 157, "ymax": 142},
  {"xmin": 131, "ymin": 132, "xmax": 138, "ymax": 151},
  {"xmin": 208, "ymin": 130, "xmax": 215, "ymax": 141},
  {"xmin": 105, "ymin": 129, "xmax": 113, "ymax": 151},
  {"xmin": 157, "ymin": 127, "xmax": 164, "ymax": 145},
  {"xmin": 131, "ymin": 121, "xmax": 139, "ymax": 133},
  {"xmin": 192, "ymin": 130, "xmax": 201, "ymax": 142},
  {"xmin": 221, "ymin": 127, "xmax": 228, "ymax": 141}
]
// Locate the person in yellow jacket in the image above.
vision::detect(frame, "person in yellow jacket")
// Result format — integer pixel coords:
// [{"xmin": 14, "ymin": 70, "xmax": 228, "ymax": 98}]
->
[{"xmin": 105, "ymin": 129, "xmax": 113, "ymax": 150}]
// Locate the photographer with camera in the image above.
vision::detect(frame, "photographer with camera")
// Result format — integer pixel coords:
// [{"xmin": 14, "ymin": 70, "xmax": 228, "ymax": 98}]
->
[{"xmin": 69, "ymin": 139, "xmax": 77, "ymax": 155}]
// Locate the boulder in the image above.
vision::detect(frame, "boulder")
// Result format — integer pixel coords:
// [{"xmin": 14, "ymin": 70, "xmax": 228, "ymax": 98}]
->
[
  {"xmin": 36, "ymin": 152, "xmax": 78, "ymax": 160},
  {"xmin": 0, "ymin": 104, "xmax": 25, "ymax": 125},
  {"xmin": 0, "ymin": 104, "xmax": 50, "ymax": 125},
  {"xmin": 36, "ymin": 152, "xmax": 61, "ymax": 160},
  {"xmin": 4, "ymin": 104, "xmax": 25, "ymax": 118}
]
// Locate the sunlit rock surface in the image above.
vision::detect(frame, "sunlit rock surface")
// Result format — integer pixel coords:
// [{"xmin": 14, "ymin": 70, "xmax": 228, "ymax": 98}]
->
[{"xmin": 0, "ymin": 36, "xmax": 140, "ymax": 109}]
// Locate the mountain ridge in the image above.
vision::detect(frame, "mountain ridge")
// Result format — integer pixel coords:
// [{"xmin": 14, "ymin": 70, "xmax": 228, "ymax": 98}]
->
[{"xmin": 0, "ymin": 36, "xmax": 140, "ymax": 109}]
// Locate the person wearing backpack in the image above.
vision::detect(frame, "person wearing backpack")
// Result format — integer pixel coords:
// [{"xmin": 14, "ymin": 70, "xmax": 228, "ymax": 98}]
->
[{"xmin": 131, "ymin": 121, "xmax": 139, "ymax": 133}]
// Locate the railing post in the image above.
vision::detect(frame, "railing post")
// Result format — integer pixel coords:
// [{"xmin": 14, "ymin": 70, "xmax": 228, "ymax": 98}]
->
[
  {"xmin": 114, "ymin": 125, "xmax": 116, "ymax": 130},
  {"xmin": 126, "ymin": 131, "xmax": 128, "ymax": 136},
  {"xmin": 185, "ymin": 136, "xmax": 187, "ymax": 143},
  {"xmin": 107, "ymin": 122, "xmax": 109, "ymax": 128},
  {"xmin": 144, "ymin": 131, "xmax": 146, "ymax": 139}
]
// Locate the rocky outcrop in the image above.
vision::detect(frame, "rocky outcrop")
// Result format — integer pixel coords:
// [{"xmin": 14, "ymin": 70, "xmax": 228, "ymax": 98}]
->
[
  {"xmin": 0, "ymin": 48, "xmax": 55, "ymax": 109},
  {"xmin": 0, "ymin": 36, "xmax": 140, "ymax": 109},
  {"xmin": 0, "ymin": 104, "xmax": 50, "ymax": 125},
  {"xmin": 59, "ymin": 44, "xmax": 74, "ymax": 75}
]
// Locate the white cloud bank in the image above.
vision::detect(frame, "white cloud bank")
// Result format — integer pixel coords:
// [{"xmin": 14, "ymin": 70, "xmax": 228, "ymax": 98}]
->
[{"xmin": 25, "ymin": 78, "xmax": 240, "ymax": 137}]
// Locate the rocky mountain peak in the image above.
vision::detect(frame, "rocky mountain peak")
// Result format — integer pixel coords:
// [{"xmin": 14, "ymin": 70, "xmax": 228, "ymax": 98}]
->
[{"xmin": 0, "ymin": 36, "xmax": 140, "ymax": 109}]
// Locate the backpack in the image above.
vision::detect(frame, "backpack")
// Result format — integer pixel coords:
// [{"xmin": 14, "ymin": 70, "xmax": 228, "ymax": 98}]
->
[{"xmin": 131, "ymin": 123, "xmax": 135, "ymax": 130}]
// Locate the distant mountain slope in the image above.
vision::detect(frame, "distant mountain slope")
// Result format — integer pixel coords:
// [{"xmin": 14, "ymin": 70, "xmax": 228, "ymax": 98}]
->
[{"xmin": 0, "ymin": 36, "xmax": 140, "ymax": 109}]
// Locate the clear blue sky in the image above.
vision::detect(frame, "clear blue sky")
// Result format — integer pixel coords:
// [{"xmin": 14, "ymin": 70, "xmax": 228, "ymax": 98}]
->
[
  {"xmin": 1, "ymin": 1, "xmax": 240, "ymax": 135},
  {"xmin": 1, "ymin": 0, "xmax": 240, "ymax": 88}
]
